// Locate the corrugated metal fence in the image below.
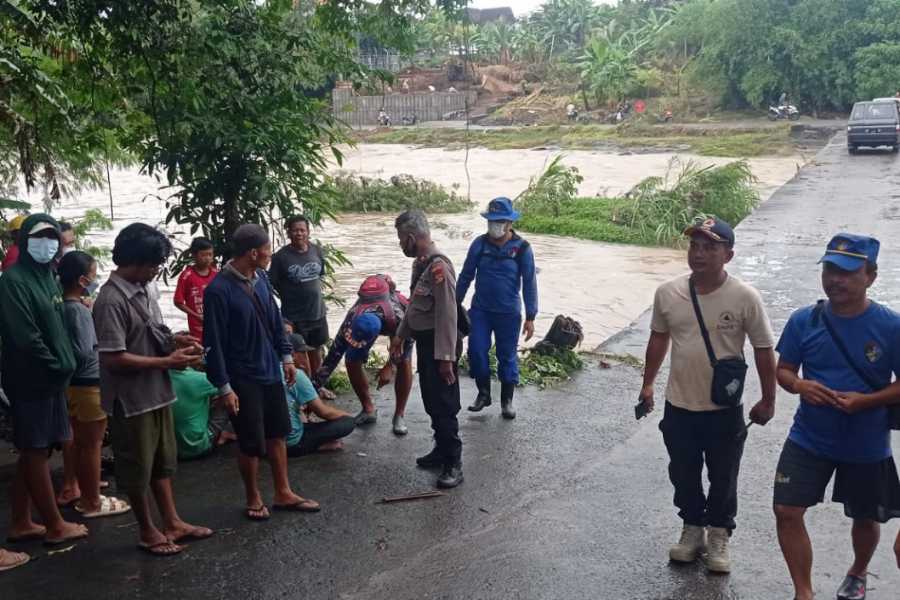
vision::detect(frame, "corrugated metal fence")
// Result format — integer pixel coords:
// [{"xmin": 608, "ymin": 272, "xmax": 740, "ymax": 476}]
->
[{"xmin": 333, "ymin": 88, "xmax": 477, "ymax": 127}]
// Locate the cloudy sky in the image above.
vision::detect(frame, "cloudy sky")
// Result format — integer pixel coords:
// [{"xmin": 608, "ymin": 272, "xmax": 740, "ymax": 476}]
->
[{"xmin": 469, "ymin": 0, "xmax": 615, "ymax": 18}]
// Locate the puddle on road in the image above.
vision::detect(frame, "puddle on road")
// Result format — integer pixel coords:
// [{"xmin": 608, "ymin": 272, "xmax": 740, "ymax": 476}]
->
[{"xmin": 42, "ymin": 145, "xmax": 802, "ymax": 348}]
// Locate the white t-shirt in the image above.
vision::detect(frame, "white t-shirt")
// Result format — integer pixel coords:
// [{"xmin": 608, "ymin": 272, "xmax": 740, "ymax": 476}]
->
[{"xmin": 650, "ymin": 273, "xmax": 774, "ymax": 412}]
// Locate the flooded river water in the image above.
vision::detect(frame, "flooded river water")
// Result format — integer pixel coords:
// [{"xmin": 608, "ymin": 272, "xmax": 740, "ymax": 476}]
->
[{"xmin": 46, "ymin": 144, "xmax": 803, "ymax": 348}]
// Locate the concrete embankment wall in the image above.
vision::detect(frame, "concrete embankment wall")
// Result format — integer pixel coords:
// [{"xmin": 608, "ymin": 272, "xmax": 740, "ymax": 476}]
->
[{"xmin": 332, "ymin": 88, "xmax": 476, "ymax": 127}]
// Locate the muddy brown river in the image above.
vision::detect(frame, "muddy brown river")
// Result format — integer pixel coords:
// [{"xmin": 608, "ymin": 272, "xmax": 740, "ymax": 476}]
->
[{"xmin": 45, "ymin": 144, "xmax": 803, "ymax": 348}]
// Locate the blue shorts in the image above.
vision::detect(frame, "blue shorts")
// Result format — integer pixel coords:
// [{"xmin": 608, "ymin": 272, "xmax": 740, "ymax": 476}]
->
[{"xmin": 346, "ymin": 337, "xmax": 413, "ymax": 364}]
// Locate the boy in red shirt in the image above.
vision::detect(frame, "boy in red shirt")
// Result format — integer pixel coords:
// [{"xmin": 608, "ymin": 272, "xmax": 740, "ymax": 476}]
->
[{"xmin": 174, "ymin": 238, "xmax": 217, "ymax": 340}]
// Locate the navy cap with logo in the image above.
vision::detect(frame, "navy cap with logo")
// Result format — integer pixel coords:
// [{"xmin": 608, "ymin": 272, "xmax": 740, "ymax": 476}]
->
[
  {"xmin": 819, "ymin": 233, "xmax": 879, "ymax": 272},
  {"xmin": 481, "ymin": 197, "xmax": 520, "ymax": 222},
  {"xmin": 683, "ymin": 216, "xmax": 735, "ymax": 247}
]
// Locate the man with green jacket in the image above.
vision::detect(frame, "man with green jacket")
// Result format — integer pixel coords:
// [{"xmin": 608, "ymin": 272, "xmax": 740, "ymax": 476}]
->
[{"xmin": 0, "ymin": 214, "xmax": 88, "ymax": 545}]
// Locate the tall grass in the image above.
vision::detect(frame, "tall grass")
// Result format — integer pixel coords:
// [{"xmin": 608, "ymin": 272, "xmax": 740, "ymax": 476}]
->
[
  {"xmin": 517, "ymin": 157, "xmax": 760, "ymax": 247},
  {"xmin": 616, "ymin": 158, "xmax": 758, "ymax": 246}
]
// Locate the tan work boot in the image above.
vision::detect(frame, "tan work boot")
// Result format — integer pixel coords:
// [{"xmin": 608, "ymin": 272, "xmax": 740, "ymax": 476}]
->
[
  {"xmin": 705, "ymin": 527, "xmax": 732, "ymax": 573},
  {"xmin": 669, "ymin": 524, "xmax": 706, "ymax": 563}
]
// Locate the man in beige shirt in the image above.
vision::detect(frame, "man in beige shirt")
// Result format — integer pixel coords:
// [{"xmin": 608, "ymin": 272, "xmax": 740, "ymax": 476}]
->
[
  {"xmin": 640, "ymin": 217, "xmax": 777, "ymax": 574},
  {"xmin": 391, "ymin": 209, "xmax": 463, "ymax": 489}
]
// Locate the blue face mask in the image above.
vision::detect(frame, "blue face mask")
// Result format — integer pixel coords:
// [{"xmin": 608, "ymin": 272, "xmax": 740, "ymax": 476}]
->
[
  {"xmin": 84, "ymin": 279, "xmax": 100, "ymax": 296},
  {"xmin": 26, "ymin": 237, "xmax": 59, "ymax": 264}
]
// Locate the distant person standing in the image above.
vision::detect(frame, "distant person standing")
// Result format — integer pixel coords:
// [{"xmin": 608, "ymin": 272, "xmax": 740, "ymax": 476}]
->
[
  {"xmin": 0, "ymin": 214, "xmax": 87, "ymax": 546},
  {"xmin": 58, "ymin": 222, "xmax": 76, "ymax": 255},
  {"xmin": 457, "ymin": 197, "xmax": 537, "ymax": 420},
  {"xmin": 173, "ymin": 237, "xmax": 217, "ymax": 341},
  {"xmin": 391, "ymin": 209, "xmax": 464, "ymax": 488},
  {"xmin": 640, "ymin": 217, "xmax": 777, "ymax": 574},
  {"xmin": 204, "ymin": 224, "xmax": 320, "ymax": 520},
  {"xmin": 773, "ymin": 234, "xmax": 900, "ymax": 600},
  {"xmin": 269, "ymin": 216, "xmax": 329, "ymax": 385}
]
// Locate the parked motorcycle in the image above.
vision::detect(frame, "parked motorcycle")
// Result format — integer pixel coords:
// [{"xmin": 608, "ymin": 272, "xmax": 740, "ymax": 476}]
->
[
  {"xmin": 401, "ymin": 114, "xmax": 418, "ymax": 126},
  {"xmin": 767, "ymin": 104, "xmax": 800, "ymax": 121},
  {"xmin": 377, "ymin": 110, "xmax": 392, "ymax": 127}
]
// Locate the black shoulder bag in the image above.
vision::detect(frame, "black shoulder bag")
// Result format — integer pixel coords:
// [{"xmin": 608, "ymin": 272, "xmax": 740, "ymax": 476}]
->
[
  {"xmin": 814, "ymin": 300, "xmax": 900, "ymax": 430},
  {"xmin": 415, "ymin": 254, "xmax": 471, "ymax": 337},
  {"xmin": 689, "ymin": 277, "xmax": 748, "ymax": 407}
]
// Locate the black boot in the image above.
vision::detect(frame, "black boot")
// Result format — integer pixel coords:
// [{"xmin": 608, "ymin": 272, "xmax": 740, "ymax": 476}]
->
[
  {"xmin": 416, "ymin": 447, "xmax": 443, "ymax": 469},
  {"xmin": 467, "ymin": 378, "xmax": 492, "ymax": 412},
  {"xmin": 501, "ymin": 381, "xmax": 517, "ymax": 420},
  {"xmin": 436, "ymin": 463, "xmax": 464, "ymax": 488}
]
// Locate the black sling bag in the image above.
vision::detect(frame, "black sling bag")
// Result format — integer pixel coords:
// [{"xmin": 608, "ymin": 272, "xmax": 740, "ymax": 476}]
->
[
  {"xmin": 814, "ymin": 300, "xmax": 900, "ymax": 430},
  {"xmin": 689, "ymin": 277, "xmax": 748, "ymax": 407}
]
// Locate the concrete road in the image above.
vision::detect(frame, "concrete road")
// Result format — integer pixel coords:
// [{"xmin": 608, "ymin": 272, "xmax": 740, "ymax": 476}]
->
[{"xmin": 2, "ymin": 134, "xmax": 899, "ymax": 599}]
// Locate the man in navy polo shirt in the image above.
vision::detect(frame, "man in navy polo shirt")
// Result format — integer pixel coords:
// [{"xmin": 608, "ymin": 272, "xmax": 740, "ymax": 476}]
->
[{"xmin": 774, "ymin": 234, "xmax": 900, "ymax": 600}]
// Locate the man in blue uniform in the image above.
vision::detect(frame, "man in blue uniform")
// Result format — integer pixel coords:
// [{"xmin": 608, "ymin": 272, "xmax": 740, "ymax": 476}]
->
[
  {"xmin": 457, "ymin": 197, "xmax": 538, "ymax": 420},
  {"xmin": 773, "ymin": 234, "xmax": 900, "ymax": 600}
]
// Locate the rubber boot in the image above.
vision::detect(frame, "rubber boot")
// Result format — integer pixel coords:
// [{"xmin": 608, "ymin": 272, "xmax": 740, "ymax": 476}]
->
[
  {"xmin": 468, "ymin": 378, "xmax": 492, "ymax": 412},
  {"xmin": 500, "ymin": 381, "xmax": 516, "ymax": 420}
]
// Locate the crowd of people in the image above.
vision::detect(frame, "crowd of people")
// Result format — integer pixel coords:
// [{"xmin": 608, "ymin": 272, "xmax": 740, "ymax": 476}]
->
[
  {"xmin": 0, "ymin": 200, "xmax": 539, "ymax": 566},
  {"xmin": 0, "ymin": 200, "xmax": 897, "ymax": 600}
]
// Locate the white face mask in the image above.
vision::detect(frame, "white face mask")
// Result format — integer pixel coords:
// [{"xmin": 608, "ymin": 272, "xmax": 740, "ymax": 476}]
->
[
  {"xmin": 26, "ymin": 238, "xmax": 59, "ymax": 264},
  {"xmin": 487, "ymin": 221, "xmax": 508, "ymax": 239}
]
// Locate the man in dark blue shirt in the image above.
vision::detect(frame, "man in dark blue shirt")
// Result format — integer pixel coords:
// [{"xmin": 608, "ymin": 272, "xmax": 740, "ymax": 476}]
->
[
  {"xmin": 457, "ymin": 197, "xmax": 538, "ymax": 420},
  {"xmin": 204, "ymin": 224, "xmax": 320, "ymax": 520},
  {"xmin": 774, "ymin": 234, "xmax": 900, "ymax": 600}
]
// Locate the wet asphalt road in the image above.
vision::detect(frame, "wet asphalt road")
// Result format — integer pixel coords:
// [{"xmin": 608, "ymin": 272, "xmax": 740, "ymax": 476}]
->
[{"xmin": 2, "ymin": 134, "xmax": 900, "ymax": 599}]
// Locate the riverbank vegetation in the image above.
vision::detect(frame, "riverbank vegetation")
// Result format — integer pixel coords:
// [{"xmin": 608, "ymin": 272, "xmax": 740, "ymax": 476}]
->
[
  {"xmin": 516, "ymin": 157, "xmax": 759, "ymax": 247},
  {"xmin": 356, "ymin": 123, "xmax": 798, "ymax": 157},
  {"xmin": 327, "ymin": 173, "xmax": 473, "ymax": 213}
]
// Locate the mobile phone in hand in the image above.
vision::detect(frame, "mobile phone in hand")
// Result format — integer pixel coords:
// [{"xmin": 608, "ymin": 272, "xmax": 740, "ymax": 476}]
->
[{"xmin": 634, "ymin": 397, "xmax": 650, "ymax": 420}]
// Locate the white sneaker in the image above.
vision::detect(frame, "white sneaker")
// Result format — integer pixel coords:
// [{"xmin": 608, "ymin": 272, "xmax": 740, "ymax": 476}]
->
[
  {"xmin": 669, "ymin": 524, "xmax": 706, "ymax": 563},
  {"xmin": 705, "ymin": 527, "xmax": 731, "ymax": 573}
]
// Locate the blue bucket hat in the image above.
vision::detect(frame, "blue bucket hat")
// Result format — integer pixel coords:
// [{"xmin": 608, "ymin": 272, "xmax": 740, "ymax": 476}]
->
[
  {"xmin": 481, "ymin": 197, "xmax": 520, "ymax": 222},
  {"xmin": 348, "ymin": 312, "xmax": 381, "ymax": 348},
  {"xmin": 819, "ymin": 233, "xmax": 879, "ymax": 272}
]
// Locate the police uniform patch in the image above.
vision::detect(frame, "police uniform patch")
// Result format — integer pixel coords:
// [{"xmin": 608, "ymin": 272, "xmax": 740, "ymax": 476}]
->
[
  {"xmin": 431, "ymin": 261, "xmax": 445, "ymax": 284},
  {"xmin": 864, "ymin": 341, "xmax": 882, "ymax": 363}
]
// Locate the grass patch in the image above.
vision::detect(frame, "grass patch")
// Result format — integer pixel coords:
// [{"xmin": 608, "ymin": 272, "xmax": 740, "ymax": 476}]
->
[
  {"xmin": 459, "ymin": 346, "xmax": 586, "ymax": 389},
  {"xmin": 327, "ymin": 172, "xmax": 473, "ymax": 213},
  {"xmin": 516, "ymin": 158, "xmax": 759, "ymax": 247},
  {"xmin": 354, "ymin": 124, "xmax": 797, "ymax": 158}
]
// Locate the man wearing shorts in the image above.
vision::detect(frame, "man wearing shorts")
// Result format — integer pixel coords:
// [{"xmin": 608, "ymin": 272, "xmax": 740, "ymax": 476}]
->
[
  {"xmin": 94, "ymin": 223, "xmax": 212, "ymax": 556},
  {"xmin": 774, "ymin": 234, "xmax": 900, "ymax": 600},
  {"xmin": 204, "ymin": 224, "xmax": 320, "ymax": 520}
]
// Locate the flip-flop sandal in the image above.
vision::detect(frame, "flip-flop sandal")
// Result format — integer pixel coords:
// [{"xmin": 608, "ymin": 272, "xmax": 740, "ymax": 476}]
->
[
  {"xmin": 245, "ymin": 505, "xmax": 271, "ymax": 521},
  {"xmin": 76, "ymin": 495, "xmax": 132, "ymax": 519},
  {"xmin": 168, "ymin": 527, "xmax": 214, "ymax": 544},
  {"xmin": 6, "ymin": 530, "xmax": 46, "ymax": 543},
  {"xmin": 0, "ymin": 550, "xmax": 30, "ymax": 572},
  {"xmin": 273, "ymin": 499, "xmax": 321, "ymax": 513},
  {"xmin": 44, "ymin": 528, "xmax": 88, "ymax": 546},
  {"xmin": 137, "ymin": 541, "xmax": 184, "ymax": 557}
]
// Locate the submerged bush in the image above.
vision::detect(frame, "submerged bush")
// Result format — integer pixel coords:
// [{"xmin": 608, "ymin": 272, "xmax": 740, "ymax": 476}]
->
[
  {"xmin": 616, "ymin": 158, "xmax": 758, "ymax": 246},
  {"xmin": 518, "ymin": 157, "xmax": 759, "ymax": 247},
  {"xmin": 327, "ymin": 173, "xmax": 474, "ymax": 213}
]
